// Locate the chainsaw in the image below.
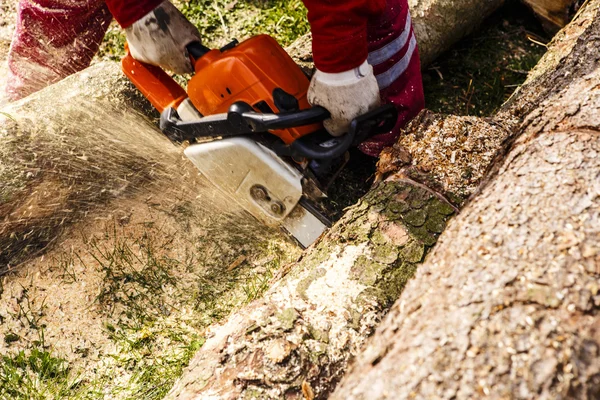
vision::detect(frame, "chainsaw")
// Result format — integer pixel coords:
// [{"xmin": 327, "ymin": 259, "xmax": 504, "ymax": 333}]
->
[{"xmin": 121, "ymin": 34, "xmax": 397, "ymax": 247}]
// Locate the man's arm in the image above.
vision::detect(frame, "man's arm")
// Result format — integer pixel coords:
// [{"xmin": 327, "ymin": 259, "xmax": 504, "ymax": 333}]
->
[
  {"xmin": 104, "ymin": 0, "xmax": 163, "ymax": 28},
  {"xmin": 302, "ymin": 0, "xmax": 386, "ymax": 136},
  {"xmin": 302, "ymin": 0, "xmax": 386, "ymax": 72}
]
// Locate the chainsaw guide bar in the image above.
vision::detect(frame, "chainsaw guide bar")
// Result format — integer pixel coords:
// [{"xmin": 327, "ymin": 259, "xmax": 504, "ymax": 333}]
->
[{"xmin": 121, "ymin": 34, "xmax": 397, "ymax": 247}]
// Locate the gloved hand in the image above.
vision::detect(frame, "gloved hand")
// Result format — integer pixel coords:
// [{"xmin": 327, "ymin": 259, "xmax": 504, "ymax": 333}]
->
[
  {"xmin": 307, "ymin": 60, "xmax": 381, "ymax": 137},
  {"xmin": 125, "ymin": 0, "xmax": 201, "ymax": 74}
]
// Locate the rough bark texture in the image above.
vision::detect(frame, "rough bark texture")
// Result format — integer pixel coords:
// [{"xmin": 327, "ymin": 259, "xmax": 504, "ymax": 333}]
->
[
  {"xmin": 0, "ymin": 1, "xmax": 585, "ymax": 397},
  {"xmin": 168, "ymin": 179, "xmax": 457, "ymax": 400},
  {"xmin": 166, "ymin": 50, "xmax": 520, "ymax": 400},
  {"xmin": 332, "ymin": 2, "xmax": 600, "ymax": 399}
]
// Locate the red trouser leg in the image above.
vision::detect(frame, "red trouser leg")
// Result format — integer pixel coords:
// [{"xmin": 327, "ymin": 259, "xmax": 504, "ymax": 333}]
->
[
  {"xmin": 359, "ymin": 0, "xmax": 425, "ymax": 157},
  {"xmin": 6, "ymin": 0, "xmax": 112, "ymax": 100}
]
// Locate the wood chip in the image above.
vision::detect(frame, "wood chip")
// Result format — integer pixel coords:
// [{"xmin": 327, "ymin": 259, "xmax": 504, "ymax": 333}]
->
[
  {"xmin": 302, "ymin": 380, "xmax": 315, "ymax": 400},
  {"xmin": 227, "ymin": 255, "xmax": 246, "ymax": 271}
]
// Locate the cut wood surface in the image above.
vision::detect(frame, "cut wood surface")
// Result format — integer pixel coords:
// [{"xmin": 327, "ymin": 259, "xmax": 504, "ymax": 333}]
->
[
  {"xmin": 522, "ymin": 0, "xmax": 578, "ymax": 33},
  {"xmin": 333, "ymin": 2, "xmax": 600, "ymax": 398}
]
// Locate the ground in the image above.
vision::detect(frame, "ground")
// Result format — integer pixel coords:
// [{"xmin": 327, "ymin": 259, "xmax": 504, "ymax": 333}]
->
[{"xmin": 0, "ymin": 1, "xmax": 548, "ymax": 398}]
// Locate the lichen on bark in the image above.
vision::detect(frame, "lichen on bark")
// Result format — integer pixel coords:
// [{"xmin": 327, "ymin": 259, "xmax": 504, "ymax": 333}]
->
[
  {"xmin": 332, "ymin": 2, "xmax": 600, "ymax": 398},
  {"xmin": 167, "ymin": 180, "xmax": 455, "ymax": 399}
]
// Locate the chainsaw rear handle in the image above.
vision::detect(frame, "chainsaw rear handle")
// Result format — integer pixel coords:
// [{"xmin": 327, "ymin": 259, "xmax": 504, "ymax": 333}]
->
[
  {"xmin": 275, "ymin": 103, "xmax": 398, "ymax": 160},
  {"xmin": 161, "ymin": 102, "xmax": 398, "ymax": 160}
]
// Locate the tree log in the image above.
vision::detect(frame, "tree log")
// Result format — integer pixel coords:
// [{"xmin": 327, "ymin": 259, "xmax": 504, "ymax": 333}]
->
[
  {"xmin": 332, "ymin": 2, "xmax": 600, "ymax": 398},
  {"xmin": 168, "ymin": 2, "xmax": 600, "ymax": 399},
  {"xmin": 0, "ymin": 65, "xmax": 280, "ymax": 271},
  {"xmin": 0, "ymin": 0, "xmax": 579, "ymax": 397},
  {"xmin": 522, "ymin": 0, "xmax": 579, "ymax": 33}
]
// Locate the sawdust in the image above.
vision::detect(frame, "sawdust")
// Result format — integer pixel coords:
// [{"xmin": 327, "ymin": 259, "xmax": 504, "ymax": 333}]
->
[{"xmin": 0, "ymin": 58, "xmax": 300, "ymax": 397}]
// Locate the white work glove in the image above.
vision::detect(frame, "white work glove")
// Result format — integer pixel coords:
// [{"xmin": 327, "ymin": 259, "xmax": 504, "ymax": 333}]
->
[
  {"xmin": 307, "ymin": 60, "xmax": 381, "ymax": 137},
  {"xmin": 125, "ymin": 0, "xmax": 201, "ymax": 74}
]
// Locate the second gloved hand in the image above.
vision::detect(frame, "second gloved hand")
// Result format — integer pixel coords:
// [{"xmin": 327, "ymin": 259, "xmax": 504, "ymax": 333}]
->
[
  {"xmin": 307, "ymin": 60, "xmax": 381, "ymax": 137},
  {"xmin": 125, "ymin": 0, "xmax": 201, "ymax": 74}
]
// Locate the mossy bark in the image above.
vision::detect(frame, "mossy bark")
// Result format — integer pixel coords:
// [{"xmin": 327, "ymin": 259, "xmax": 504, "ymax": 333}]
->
[
  {"xmin": 333, "ymin": 2, "xmax": 600, "ymax": 398},
  {"xmin": 167, "ymin": 178, "xmax": 457, "ymax": 400}
]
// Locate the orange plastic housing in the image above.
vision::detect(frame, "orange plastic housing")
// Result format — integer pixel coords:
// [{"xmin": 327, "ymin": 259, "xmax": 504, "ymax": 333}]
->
[
  {"xmin": 121, "ymin": 54, "xmax": 188, "ymax": 113},
  {"xmin": 122, "ymin": 35, "xmax": 321, "ymax": 145}
]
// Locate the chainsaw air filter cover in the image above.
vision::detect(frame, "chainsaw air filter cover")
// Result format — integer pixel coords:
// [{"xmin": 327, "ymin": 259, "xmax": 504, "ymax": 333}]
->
[{"xmin": 186, "ymin": 35, "xmax": 320, "ymax": 144}]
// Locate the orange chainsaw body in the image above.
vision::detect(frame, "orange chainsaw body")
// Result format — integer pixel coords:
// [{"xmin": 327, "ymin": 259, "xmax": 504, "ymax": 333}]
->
[{"xmin": 121, "ymin": 35, "xmax": 320, "ymax": 145}]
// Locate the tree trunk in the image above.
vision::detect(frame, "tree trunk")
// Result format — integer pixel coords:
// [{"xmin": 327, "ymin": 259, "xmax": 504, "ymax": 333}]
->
[
  {"xmin": 332, "ymin": 2, "xmax": 600, "ymax": 399},
  {"xmin": 522, "ymin": 0, "xmax": 579, "ymax": 33},
  {"xmin": 0, "ymin": 0, "xmax": 584, "ymax": 398},
  {"xmin": 169, "ymin": 2, "xmax": 599, "ymax": 399},
  {"xmin": 408, "ymin": 0, "xmax": 505, "ymax": 66}
]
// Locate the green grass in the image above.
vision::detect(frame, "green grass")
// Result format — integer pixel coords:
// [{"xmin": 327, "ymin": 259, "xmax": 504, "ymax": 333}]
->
[
  {"xmin": 89, "ymin": 225, "xmax": 179, "ymax": 328},
  {"xmin": 0, "ymin": 347, "xmax": 79, "ymax": 400},
  {"xmin": 97, "ymin": 0, "xmax": 310, "ymax": 62},
  {"xmin": 22, "ymin": 220, "xmax": 298, "ymax": 399},
  {"xmin": 422, "ymin": 2, "xmax": 548, "ymax": 116},
  {"xmin": 0, "ymin": 289, "xmax": 81, "ymax": 400},
  {"xmin": 180, "ymin": 0, "xmax": 309, "ymax": 47}
]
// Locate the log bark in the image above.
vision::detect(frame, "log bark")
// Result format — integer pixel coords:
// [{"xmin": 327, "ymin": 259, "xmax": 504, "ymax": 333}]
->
[
  {"xmin": 332, "ymin": 2, "xmax": 600, "ymax": 398},
  {"xmin": 165, "ymin": 115, "xmax": 512, "ymax": 400},
  {"xmin": 169, "ymin": 2, "xmax": 600, "ymax": 399},
  {"xmin": 0, "ymin": 0, "xmax": 580, "ymax": 397}
]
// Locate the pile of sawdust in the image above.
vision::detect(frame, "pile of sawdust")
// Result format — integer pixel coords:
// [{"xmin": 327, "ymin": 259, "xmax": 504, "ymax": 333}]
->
[{"xmin": 0, "ymin": 60, "xmax": 299, "ymax": 397}]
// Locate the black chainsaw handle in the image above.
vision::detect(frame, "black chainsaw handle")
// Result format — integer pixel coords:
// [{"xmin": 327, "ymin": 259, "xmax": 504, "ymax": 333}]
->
[
  {"xmin": 186, "ymin": 40, "xmax": 239, "ymax": 61},
  {"xmin": 160, "ymin": 102, "xmax": 330, "ymax": 142},
  {"xmin": 273, "ymin": 104, "xmax": 398, "ymax": 160},
  {"xmin": 159, "ymin": 102, "xmax": 397, "ymax": 160},
  {"xmin": 228, "ymin": 102, "xmax": 330, "ymax": 131},
  {"xmin": 187, "ymin": 42, "xmax": 211, "ymax": 59}
]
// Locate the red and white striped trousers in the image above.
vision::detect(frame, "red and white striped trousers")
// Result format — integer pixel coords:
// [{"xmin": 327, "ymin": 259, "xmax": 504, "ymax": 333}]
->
[{"xmin": 359, "ymin": 0, "xmax": 425, "ymax": 156}]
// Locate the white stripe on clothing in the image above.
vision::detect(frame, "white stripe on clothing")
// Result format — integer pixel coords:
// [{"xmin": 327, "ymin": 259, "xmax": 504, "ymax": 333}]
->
[
  {"xmin": 367, "ymin": 12, "xmax": 412, "ymax": 66},
  {"xmin": 375, "ymin": 34, "xmax": 417, "ymax": 90}
]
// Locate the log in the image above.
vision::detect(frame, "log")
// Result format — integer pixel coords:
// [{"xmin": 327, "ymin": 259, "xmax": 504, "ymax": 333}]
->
[
  {"xmin": 522, "ymin": 0, "xmax": 578, "ymax": 33},
  {"xmin": 0, "ymin": 0, "xmax": 567, "ymax": 397},
  {"xmin": 165, "ymin": 115, "xmax": 513, "ymax": 400},
  {"xmin": 0, "ymin": 64, "xmax": 279, "ymax": 271},
  {"xmin": 332, "ymin": 2, "xmax": 600, "ymax": 398},
  {"xmin": 169, "ymin": 2, "xmax": 600, "ymax": 398},
  {"xmin": 408, "ymin": 0, "xmax": 505, "ymax": 66}
]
